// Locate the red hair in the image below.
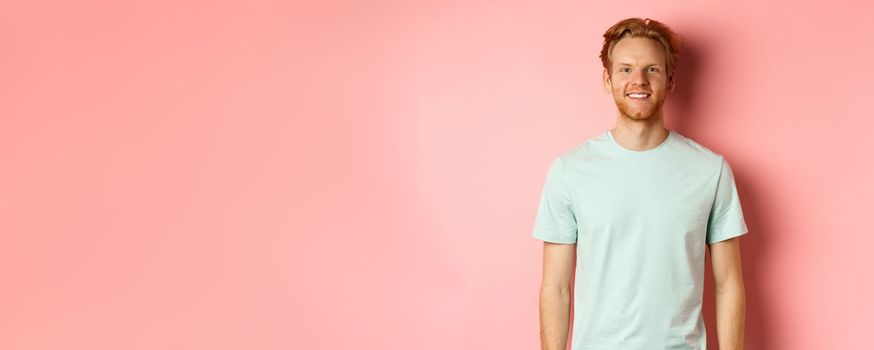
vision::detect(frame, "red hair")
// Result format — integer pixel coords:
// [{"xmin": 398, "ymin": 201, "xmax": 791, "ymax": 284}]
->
[{"xmin": 600, "ymin": 18, "xmax": 684, "ymax": 80}]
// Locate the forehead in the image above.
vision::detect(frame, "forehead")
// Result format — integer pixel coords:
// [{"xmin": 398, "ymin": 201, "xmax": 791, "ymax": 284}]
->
[{"xmin": 611, "ymin": 37, "xmax": 666, "ymax": 65}]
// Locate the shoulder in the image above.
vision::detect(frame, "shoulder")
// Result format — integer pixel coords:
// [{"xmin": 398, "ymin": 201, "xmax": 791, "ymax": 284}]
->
[
  {"xmin": 555, "ymin": 130, "xmax": 612, "ymax": 164},
  {"xmin": 669, "ymin": 130, "xmax": 727, "ymax": 166}
]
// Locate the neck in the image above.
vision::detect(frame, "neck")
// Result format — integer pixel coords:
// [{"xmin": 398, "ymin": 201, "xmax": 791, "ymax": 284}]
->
[{"xmin": 610, "ymin": 113, "xmax": 669, "ymax": 152}]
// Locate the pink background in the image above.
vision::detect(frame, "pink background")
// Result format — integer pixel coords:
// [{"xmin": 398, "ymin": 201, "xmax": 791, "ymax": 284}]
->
[{"xmin": 1, "ymin": 1, "xmax": 871, "ymax": 349}]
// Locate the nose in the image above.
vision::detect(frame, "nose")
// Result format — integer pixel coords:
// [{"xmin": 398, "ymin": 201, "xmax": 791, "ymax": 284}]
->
[{"xmin": 631, "ymin": 68, "xmax": 649, "ymax": 87}]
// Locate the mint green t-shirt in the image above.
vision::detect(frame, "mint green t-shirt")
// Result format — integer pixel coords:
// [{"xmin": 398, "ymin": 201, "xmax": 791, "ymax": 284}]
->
[{"xmin": 532, "ymin": 129, "xmax": 748, "ymax": 350}]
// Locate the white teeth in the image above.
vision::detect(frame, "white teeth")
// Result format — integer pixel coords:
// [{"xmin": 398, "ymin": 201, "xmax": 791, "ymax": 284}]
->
[{"xmin": 628, "ymin": 93, "xmax": 649, "ymax": 98}]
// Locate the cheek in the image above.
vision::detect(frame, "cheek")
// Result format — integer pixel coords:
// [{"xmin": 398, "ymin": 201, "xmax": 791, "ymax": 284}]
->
[{"xmin": 609, "ymin": 80, "xmax": 624, "ymax": 92}]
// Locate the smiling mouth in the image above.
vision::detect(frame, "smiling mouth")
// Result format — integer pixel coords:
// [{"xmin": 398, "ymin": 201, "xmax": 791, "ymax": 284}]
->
[{"xmin": 626, "ymin": 93, "xmax": 651, "ymax": 99}]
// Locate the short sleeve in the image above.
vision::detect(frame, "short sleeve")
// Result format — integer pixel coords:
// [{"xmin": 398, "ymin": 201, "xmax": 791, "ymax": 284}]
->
[
  {"xmin": 706, "ymin": 157, "xmax": 749, "ymax": 245},
  {"xmin": 531, "ymin": 156, "xmax": 578, "ymax": 244}
]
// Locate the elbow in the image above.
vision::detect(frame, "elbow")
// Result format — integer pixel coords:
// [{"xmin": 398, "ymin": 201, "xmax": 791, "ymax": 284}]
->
[
  {"xmin": 540, "ymin": 284, "xmax": 572, "ymax": 302},
  {"xmin": 715, "ymin": 277, "xmax": 745, "ymax": 294}
]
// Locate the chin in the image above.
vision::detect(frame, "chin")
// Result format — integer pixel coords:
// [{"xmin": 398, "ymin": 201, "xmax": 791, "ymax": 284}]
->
[
  {"xmin": 616, "ymin": 106, "xmax": 655, "ymax": 120},
  {"xmin": 627, "ymin": 114, "xmax": 654, "ymax": 121},
  {"xmin": 615, "ymin": 100, "xmax": 664, "ymax": 121}
]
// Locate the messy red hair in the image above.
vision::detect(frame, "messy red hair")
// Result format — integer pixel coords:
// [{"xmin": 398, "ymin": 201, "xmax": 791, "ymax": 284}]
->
[{"xmin": 599, "ymin": 18, "xmax": 684, "ymax": 80}]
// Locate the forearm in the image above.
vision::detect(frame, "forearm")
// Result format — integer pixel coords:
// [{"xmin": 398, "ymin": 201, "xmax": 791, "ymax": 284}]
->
[
  {"xmin": 539, "ymin": 286, "xmax": 572, "ymax": 350},
  {"xmin": 715, "ymin": 283, "xmax": 746, "ymax": 350}
]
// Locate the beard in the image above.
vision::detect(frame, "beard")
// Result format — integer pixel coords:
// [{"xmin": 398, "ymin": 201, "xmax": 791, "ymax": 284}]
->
[{"xmin": 614, "ymin": 93, "xmax": 666, "ymax": 122}]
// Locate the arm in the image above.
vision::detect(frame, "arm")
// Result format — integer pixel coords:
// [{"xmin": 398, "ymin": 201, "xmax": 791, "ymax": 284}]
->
[
  {"xmin": 709, "ymin": 236, "xmax": 746, "ymax": 350},
  {"xmin": 539, "ymin": 241, "xmax": 575, "ymax": 350}
]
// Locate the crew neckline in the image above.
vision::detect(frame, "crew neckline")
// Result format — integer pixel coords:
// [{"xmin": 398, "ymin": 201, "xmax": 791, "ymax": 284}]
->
[{"xmin": 606, "ymin": 128, "xmax": 674, "ymax": 155}]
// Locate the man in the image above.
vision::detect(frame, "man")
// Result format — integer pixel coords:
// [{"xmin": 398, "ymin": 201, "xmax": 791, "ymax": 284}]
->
[{"xmin": 532, "ymin": 18, "xmax": 747, "ymax": 350}]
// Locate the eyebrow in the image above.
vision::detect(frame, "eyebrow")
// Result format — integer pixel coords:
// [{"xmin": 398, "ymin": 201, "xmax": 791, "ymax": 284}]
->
[{"xmin": 616, "ymin": 63, "xmax": 662, "ymax": 66}]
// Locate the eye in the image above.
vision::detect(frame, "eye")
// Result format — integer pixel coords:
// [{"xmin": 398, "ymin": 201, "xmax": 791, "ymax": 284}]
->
[
  {"xmin": 648, "ymin": 67, "xmax": 660, "ymax": 72},
  {"xmin": 620, "ymin": 67, "xmax": 631, "ymax": 73}
]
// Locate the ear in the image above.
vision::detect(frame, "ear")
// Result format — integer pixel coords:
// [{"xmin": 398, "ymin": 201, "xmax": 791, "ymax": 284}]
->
[
  {"xmin": 667, "ymin": 72, "xmax": 676, "ymax": 92},
  {"xmin": 603, "ymin": 68, "xmax": 612, "ymax": 93}
]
